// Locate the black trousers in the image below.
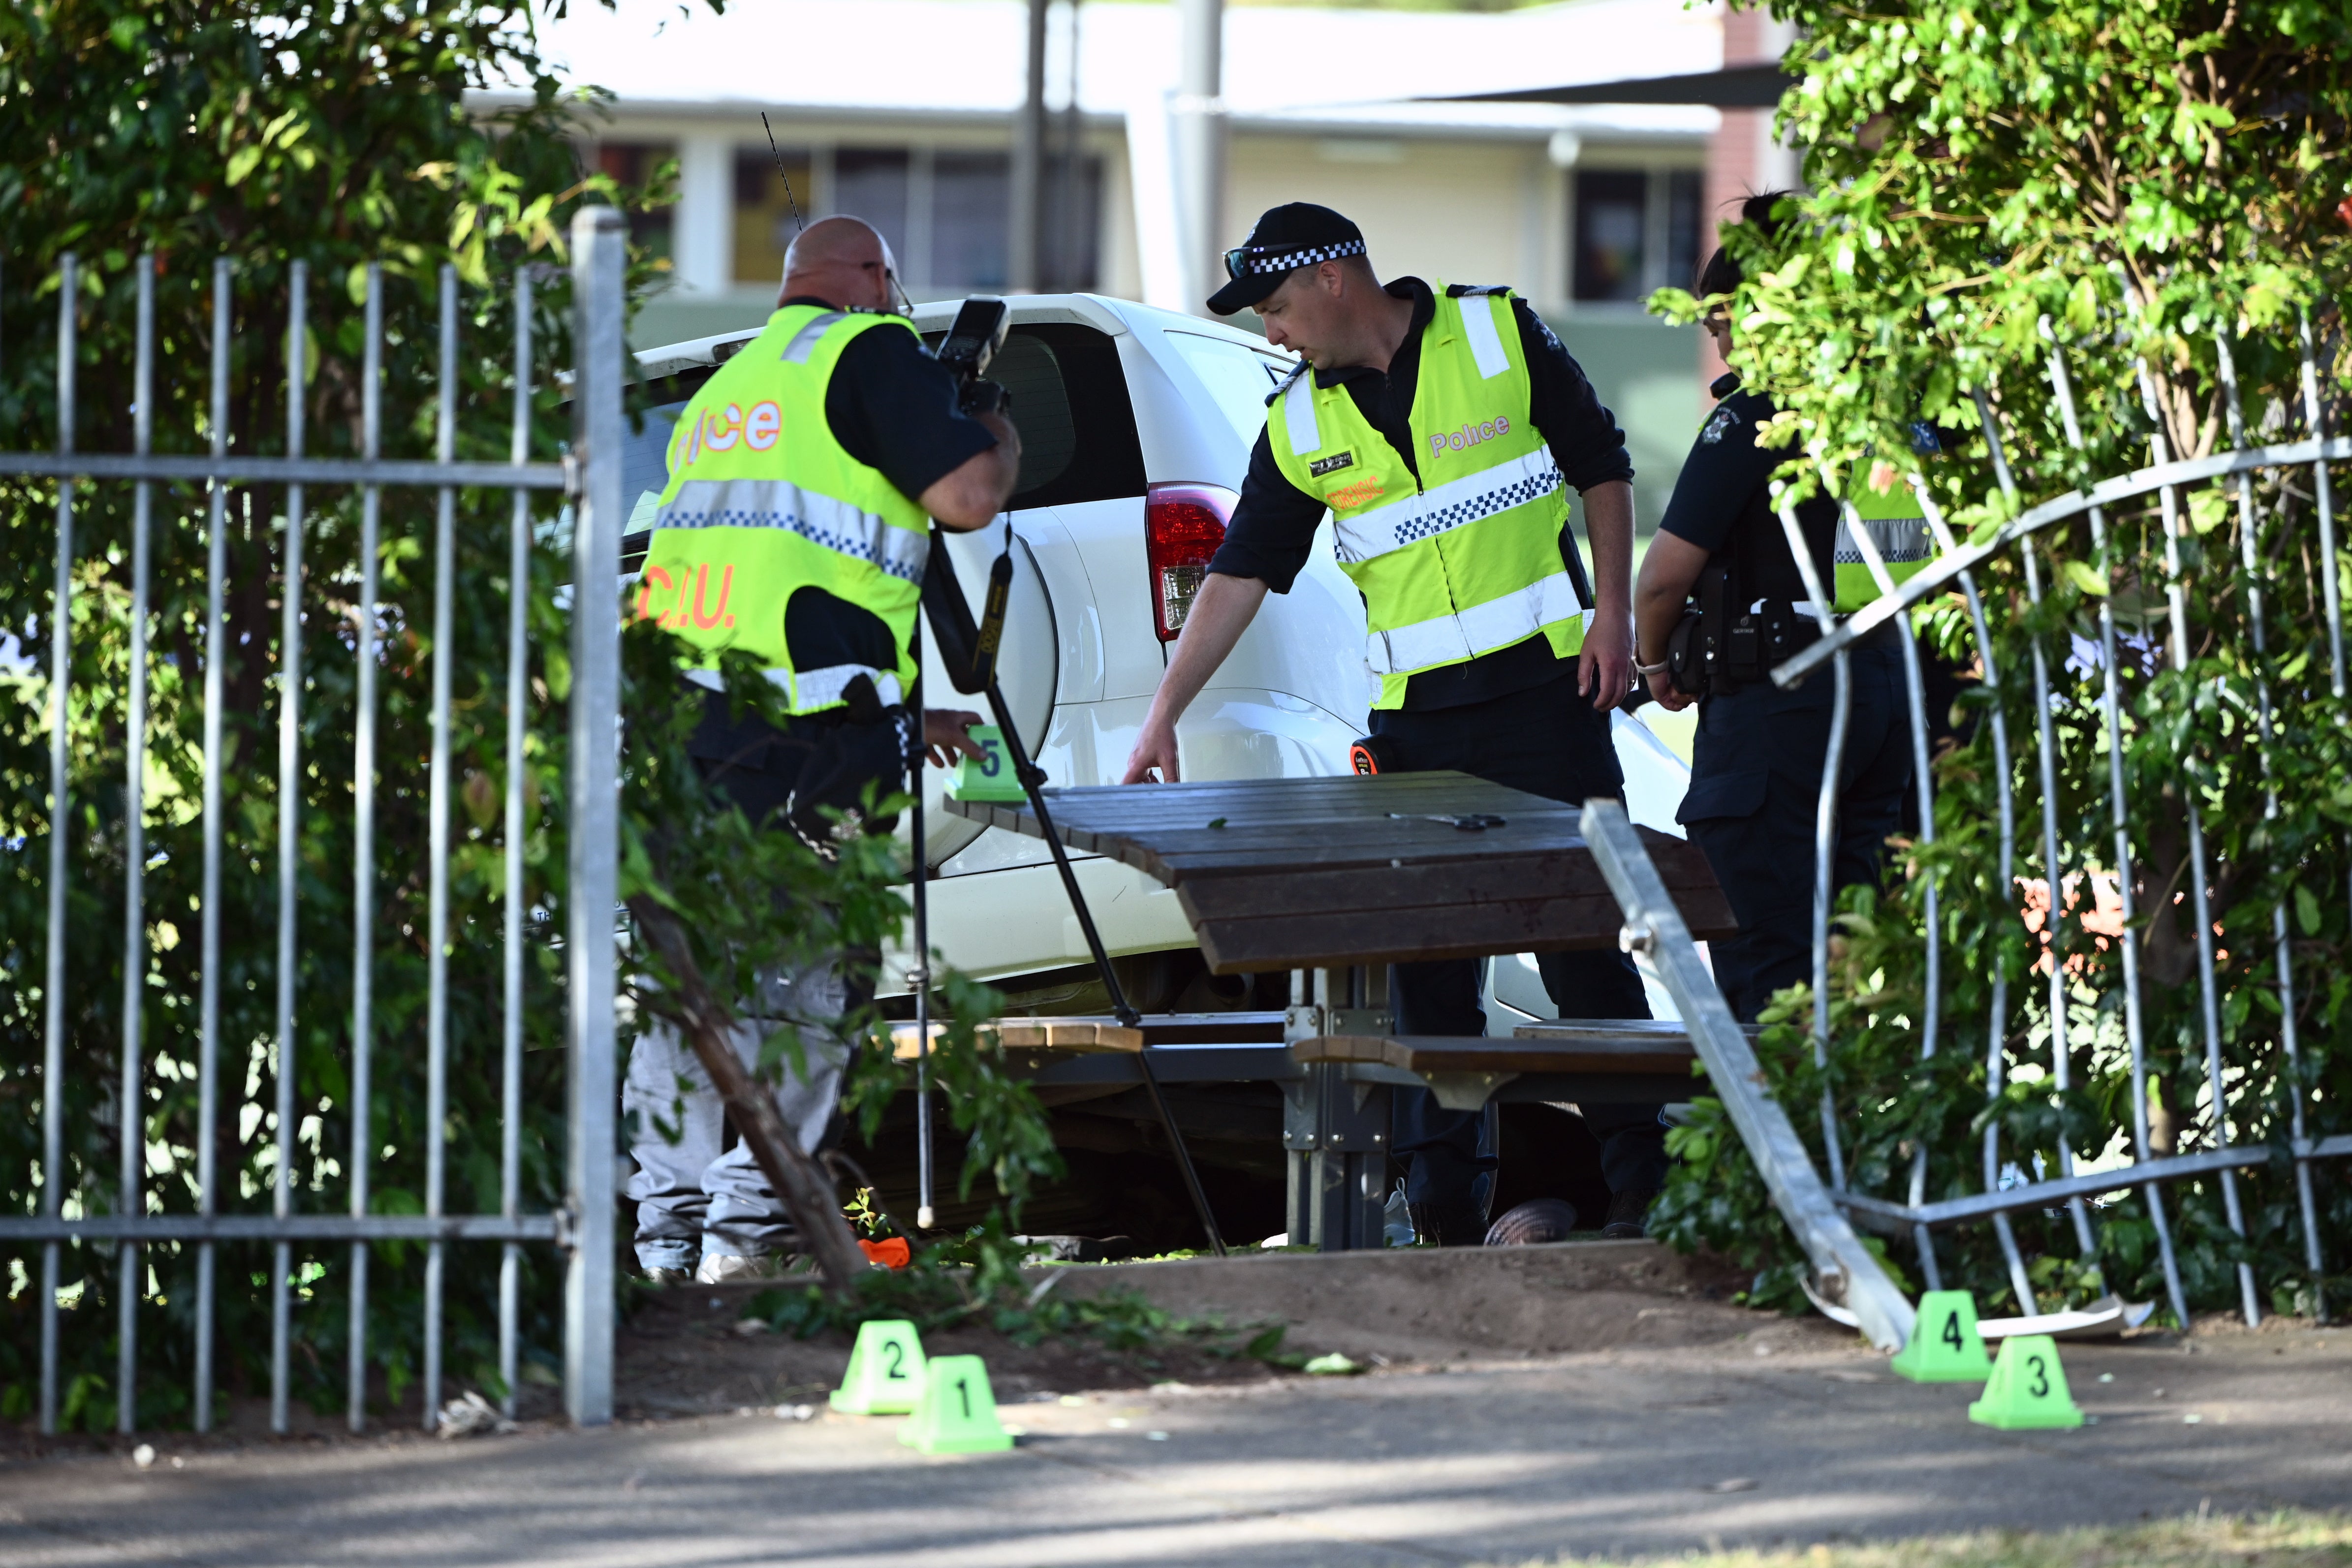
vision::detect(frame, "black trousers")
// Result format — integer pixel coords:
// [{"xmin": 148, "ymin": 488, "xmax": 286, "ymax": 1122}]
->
[
  {"xmin": 1679, "ymin": 639, "xmax": 1913, "ymax": 1023},
  {"xmin": 1368, "ymin": 671, "xmax": 1664, "ymax": 1220}
]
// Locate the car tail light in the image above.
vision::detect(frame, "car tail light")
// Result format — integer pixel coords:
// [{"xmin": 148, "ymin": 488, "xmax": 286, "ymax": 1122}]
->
[{"xmin": 1144, "ymin": 482, "xmax": 1234, "ymax": 643}]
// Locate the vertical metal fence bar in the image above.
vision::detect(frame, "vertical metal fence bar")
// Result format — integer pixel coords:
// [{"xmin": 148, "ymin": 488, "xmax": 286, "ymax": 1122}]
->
[
  {"xmin": 1914, "ymin": 484, "xmax": 2039, "ymax": 1314},
  {"xmin": 1840, "ymin": 502, "xmax": 1943, "ymax": 1290},
  {"xmin": 39, "ymin": 253, "xmax": 79, "ymax": 1437},
  {"xmin": 271, "ymin": 261, "xmax": 308, "ymax": 1435},
  {"xmin": 1774, "ymin": 500, "xmax": 1848, "ymax": 1192},
  {"xmin": 119, "ymin": 252, "xmax": 156, "ymax": 1435},
  {"xmin": 423, "ymin": 264, "xmax": 458, "ymax": 1431},
  {"xmin": 2135, "ymin": 358, "xmax": 2259, "ymax": 1328},
  {"xmin": 566, "ymin": 209, "xmax": 626, "ymax": 1427},
  {"xmin": 2234, "ymin": 327, "xmax": 2328, "ymax": 1321},
  {"xmin": 1976, "ymin": 390, "xmax": 2101, "ymax": 1266},
  {"xmin": 2297, "ymin": 314, "xmax": 2345, "ymax": 701},
  {"xmin": 2044, "ymin": 341, "xmax": 2188, "ymax": 1328},
  {"xmin": 500, "ymin": 268, "xmax": 532, "ymax": 1418},
  {"xmin": 194, "ymin": 258, "xmax": 232, "ymax": 1434},
  {"xmin": 2018, "ymin": 541, "xmax": 2101, "ymax": 1261},
  {"xmin": 349, "ymin": 263, "xmax": 384, "ymax": 1432}
]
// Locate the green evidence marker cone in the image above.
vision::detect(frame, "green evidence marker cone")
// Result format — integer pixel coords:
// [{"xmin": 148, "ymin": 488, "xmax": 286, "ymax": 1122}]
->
[
  {"xmin": 899, "ymin": 1354, "xmax": 1015, "ymax": 1454},
  {"xmin": 1968, "ymin": 1334, "xmax": 2085, "ymax": 1430},
  {"xmin": 945, "ymin": 725, "xmax": 1026, "ymax": 803},
  {"xmin": 1890, "ymin": 1290, "xmax": 1994, "ymax": 1383},
  {"xmin": 829, "ymin": 1319, "xmax": 927, "ymax": 1415}
]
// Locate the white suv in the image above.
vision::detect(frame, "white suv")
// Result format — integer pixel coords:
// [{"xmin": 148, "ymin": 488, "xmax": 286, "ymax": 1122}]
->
[{"xmin": 625, "ymin": 294, "xmax": 1690, "ymax": 1025}]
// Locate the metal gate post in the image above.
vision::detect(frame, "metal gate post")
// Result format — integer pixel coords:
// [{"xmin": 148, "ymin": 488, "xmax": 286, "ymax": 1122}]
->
[
  {"xmin": 565, "ymin": 207, "xmax": 626, "ymax": 1426},
  {"xmin": 1582, "ymin": 800, "xmax": 1916, "ymax": 1352}
]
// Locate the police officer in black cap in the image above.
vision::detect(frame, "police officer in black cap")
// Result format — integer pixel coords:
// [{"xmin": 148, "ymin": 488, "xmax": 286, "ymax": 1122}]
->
[
  {"xmin": 1120, "ymin": 202, "xmax": 1669, "ymax": 1245},
  {"xmin": 1633, "ymin": 194, "xmax": 1916, "ymax": 1021}
]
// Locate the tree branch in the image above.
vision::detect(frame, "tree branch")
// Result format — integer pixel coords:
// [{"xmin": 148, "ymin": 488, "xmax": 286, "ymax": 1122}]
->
[{"xmin": 626, "ymin": 895, "xmax": 872, "ymax": 1300}]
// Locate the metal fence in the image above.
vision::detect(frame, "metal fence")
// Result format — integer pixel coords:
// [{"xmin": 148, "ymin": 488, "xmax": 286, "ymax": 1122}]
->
[
  {"xmin": 1598, "ymin": 307, "xmax": 2351, "ymax": 1346},
  {"xmin": 1, "ymin": 207, "xmax": 626, "ymax": 1433}
]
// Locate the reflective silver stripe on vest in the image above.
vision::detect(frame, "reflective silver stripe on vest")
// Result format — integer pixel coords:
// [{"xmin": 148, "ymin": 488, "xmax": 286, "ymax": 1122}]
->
[
  {"xmin": 682, "ymin": 663, "xmax": 904, "ymax": 709},
  {"xmin": 1835, "ymin": 512, "xmax": 1932, "ymax": 565},
  {"xmin": 781, "ymin": 311, "xmax": 850, "ymax": 364},
  {"xmin": 1330, "ymin": 447, "xmax": 1562, "ymax": 565},
  {"xmin": 1366, "ymin": 569, "xmax": 1585, "ymax": 676},
  {"xmin": 1283, "ymin": 373, "xmax": 1321, "ymax": 456},
  {"xmin": 1458, "ymin": 293, "xmax": 1510, "ymax": 379},
  {"xmin": 790, "ymin": 663, "xmax": 904, "ymax": 710},
  {"xmin": 654, "ymin": 478, "xmax": 931, "ymax": 584}
]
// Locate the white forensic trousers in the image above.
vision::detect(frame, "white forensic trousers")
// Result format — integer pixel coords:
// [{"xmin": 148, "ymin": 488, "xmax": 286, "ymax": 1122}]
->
[{"xmin": 622, "ymin": 962, "xmax": 851, "ymax": 1271}]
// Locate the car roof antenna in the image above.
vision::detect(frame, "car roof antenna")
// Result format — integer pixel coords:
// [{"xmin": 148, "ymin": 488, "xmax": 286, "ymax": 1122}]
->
[{"xmin": 760, "ymin": 113, "xmax": 806, "ymax": 234}]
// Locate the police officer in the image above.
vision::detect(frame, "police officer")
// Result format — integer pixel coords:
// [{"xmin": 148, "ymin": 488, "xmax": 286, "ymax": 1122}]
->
[
  {"xmin": 1633, "ymin": 194, "xmax": 1919, "ymax": 1022},
  {"xmin": 622, "ymin": 216, "xmax": 1017, "ymax": 1282},
  {"xmin": 1120, "ymin": 204, "xmax": 1664, "ymax": 1245}
]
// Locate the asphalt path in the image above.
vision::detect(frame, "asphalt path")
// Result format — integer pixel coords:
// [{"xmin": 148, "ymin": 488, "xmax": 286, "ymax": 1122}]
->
[{"xmin": 4, "ymin": 1323, "xmax": 2347, "ymax": 1566}]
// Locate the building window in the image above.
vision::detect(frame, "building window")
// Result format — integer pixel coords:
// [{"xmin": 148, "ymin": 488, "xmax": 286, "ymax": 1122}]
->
[
  {"xmin": 932, "ymin": 151, "xmax": 1011, "ymax": 291},
  {"xmin": 1665, "ymin": 168, "xmax": 1703, "ymax": 295},
  {"xmin": 1041, "ymin": 154, "xmax": 1102, "ymax": 293},
  {"xmin": 734, "ymin": 146, "xmax": 812, "ymax": 287},
  {"xmin": 1570, "ymin": 166, "xmax": 1704, "ymax": 304},
  {"xmin": 594, "ymin": 143, "xmax": 676, "ymax": 265},
  {"xmin": 835, "ymin": 148, "xmax": 912, "ymax": 274},
  {"xmin": 724, "ymin": 142, "xmax": 1102, "ymax": 297}
]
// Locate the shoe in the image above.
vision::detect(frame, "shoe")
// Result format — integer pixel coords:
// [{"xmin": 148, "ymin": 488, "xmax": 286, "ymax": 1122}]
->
[
  {"xmin": 695, "ymin": 1252, "xmax": 786, "ymax": 1284},
  {"xmin": 1405, "ymin": 1200, "xmax": 1490, "ymax": 1248},
  {"xmin": 1599, "ymin": 1189, "xmax": 1659, "ymax": 1240},
  {"xmin": 640, "ymin": 1265, "xmax": 690, "ymax": 1286},
  {"xmin": 1484, "ymin": 1198, "xmax": 1579, "ymax": 1246}
]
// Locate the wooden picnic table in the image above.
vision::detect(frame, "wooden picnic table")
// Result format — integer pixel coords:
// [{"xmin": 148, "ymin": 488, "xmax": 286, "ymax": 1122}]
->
[
  {"xmin": 941, "ymin": 771, "xmax": 1738, "ymax": 1250},
  {"xmin": 941, "ymin": 771, "xmax": 1733, "ymax": 972}
]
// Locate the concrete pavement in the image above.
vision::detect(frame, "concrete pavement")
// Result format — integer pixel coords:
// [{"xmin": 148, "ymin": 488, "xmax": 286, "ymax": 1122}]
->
[{"xmin": 4, "ymin": 1323, "xmax": 2347, "ymax": 1566}]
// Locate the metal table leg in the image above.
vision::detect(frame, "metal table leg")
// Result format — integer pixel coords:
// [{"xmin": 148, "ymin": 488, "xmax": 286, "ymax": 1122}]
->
[{"xmin": 1281, "ymin": 967, "xmax": 1393, "ymax": 1251}]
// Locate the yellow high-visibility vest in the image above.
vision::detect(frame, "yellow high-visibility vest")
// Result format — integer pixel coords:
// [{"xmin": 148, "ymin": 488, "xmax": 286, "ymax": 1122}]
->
[
  {"xmin": 640, "ymin": 305, "xmax": 931, "ymax": 715},
  {"xmin": 1265, "ymin": 284, "xmax": 1584, "ymax": 711}
]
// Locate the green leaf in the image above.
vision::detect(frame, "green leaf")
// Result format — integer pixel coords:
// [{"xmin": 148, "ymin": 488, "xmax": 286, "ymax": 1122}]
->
[
  {"xmin": 2061, "ymin": 559, "xmax": 2110, "ymax": 596},
  {"xmin": 2296, "ymin": 883, "xmax": 2322, "ymax": 937}
]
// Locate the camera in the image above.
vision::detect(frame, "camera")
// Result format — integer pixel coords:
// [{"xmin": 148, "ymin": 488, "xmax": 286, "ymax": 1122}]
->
[{"xmin": 934, "ymin": 295, "xmax": 1012, "ymax": 417}]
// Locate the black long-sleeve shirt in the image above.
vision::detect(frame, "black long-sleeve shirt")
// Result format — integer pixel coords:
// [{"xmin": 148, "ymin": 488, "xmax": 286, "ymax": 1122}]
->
[
  {"xmin": 1656, "ymin": 373, "xmax": 1837, "ymax": 602},
  {"xmin": 1206, "ymin": 277, "xmax": 1633, "ymax": 710}
]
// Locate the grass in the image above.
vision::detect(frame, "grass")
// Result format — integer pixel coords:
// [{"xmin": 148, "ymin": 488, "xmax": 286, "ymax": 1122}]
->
[{"xmin": 1487, "ymin": 1510, "xmax": 2352, "ymax": 1568}]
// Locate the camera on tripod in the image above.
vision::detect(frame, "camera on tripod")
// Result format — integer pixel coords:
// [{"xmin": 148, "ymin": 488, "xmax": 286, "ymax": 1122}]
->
[{"xmin": 934, "ymin": 295, "xmax": 1012, "ymax": 417}]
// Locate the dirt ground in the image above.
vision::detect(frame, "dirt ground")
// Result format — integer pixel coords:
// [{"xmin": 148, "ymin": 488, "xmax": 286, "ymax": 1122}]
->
[{"xmin": 613, "ymin": 1238, "xmax": 1772, "ymax": 1420}]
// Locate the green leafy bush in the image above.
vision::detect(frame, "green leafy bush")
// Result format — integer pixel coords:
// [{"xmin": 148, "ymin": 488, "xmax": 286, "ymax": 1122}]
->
[{"xmin": 1648, "ymin": 0, "xmax": 2352, "ymax": 1320}]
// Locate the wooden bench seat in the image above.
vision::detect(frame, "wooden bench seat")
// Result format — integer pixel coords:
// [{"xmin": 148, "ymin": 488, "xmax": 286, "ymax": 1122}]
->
[
  {"xmin": 1291, "ymin": 1031, "xmax": 1699, "ymax": 1077},
  {"xmin": 1291, "ymin": 1022, "xmax": 1709, "ymax": 1110},
  {"xmin": 887, "ymin": 1011, "xmax": 1289, "ymax": 1061}
]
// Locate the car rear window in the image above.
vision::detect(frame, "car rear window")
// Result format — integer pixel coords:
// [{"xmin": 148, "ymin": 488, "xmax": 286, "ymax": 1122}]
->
[{"xmin": 924, "ymin": 322, "xmax": 1145, "ymax": 510}]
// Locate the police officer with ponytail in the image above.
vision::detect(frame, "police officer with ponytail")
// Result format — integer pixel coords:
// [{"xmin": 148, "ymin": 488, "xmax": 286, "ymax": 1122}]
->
[
  {"xmin": 1121, "ymin": 203, "xmax": 1666, "ymax": 1247},
  {"xmin": 1632, "ymin": 194, "xmax": 1922, "ymax": 1022},
  {"xmin": 622, "ymin": 217, "xmax": 1017, "ymax": 1282}
]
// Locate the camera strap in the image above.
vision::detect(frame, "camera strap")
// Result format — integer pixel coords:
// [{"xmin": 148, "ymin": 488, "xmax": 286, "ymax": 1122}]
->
[{"xmin": 972, "ymin": 515, "xmax": 1015, "ymax": 690}]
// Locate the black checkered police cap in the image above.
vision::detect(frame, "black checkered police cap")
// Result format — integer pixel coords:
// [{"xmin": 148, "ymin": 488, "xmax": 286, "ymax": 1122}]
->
[{"xmin": 1207, "ymin": 203, "xmax": 1368, "ymax": 316}]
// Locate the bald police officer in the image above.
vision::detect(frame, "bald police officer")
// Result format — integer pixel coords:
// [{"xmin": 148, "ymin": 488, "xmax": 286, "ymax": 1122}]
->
[
  {"xmin": 623, "ymin": 217, "xmax": 1012, "ymax": 1282},
  {"xmin": 1121, "ymin": 204, "xmax": 1667, "ymax": 1245}
]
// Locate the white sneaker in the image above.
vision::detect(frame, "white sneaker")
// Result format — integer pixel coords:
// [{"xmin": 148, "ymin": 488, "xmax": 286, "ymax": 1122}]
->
[{"xmin": 695, "ymin": 1252, "xmax": 785, "ymax": 1284}]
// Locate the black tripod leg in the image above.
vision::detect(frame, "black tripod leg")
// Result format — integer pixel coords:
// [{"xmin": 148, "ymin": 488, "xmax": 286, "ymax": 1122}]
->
[{"xmin": 980, "ymin": 681, "xmax": 1227, "ymax": 1257}]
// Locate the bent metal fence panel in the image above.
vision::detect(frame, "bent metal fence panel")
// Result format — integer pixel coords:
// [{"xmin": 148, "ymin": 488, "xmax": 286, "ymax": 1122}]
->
[
  {"xmin": 1593, "ymin": 308, "xmax": 2350, "ymax": 1345},
  {"xmin": 1773, "ymin": 313, "xmax": 2349, "ymax": 1332},
  {"xmin": 1, "ymin": 208, "xmax": 626, "ymax": 1434}
]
